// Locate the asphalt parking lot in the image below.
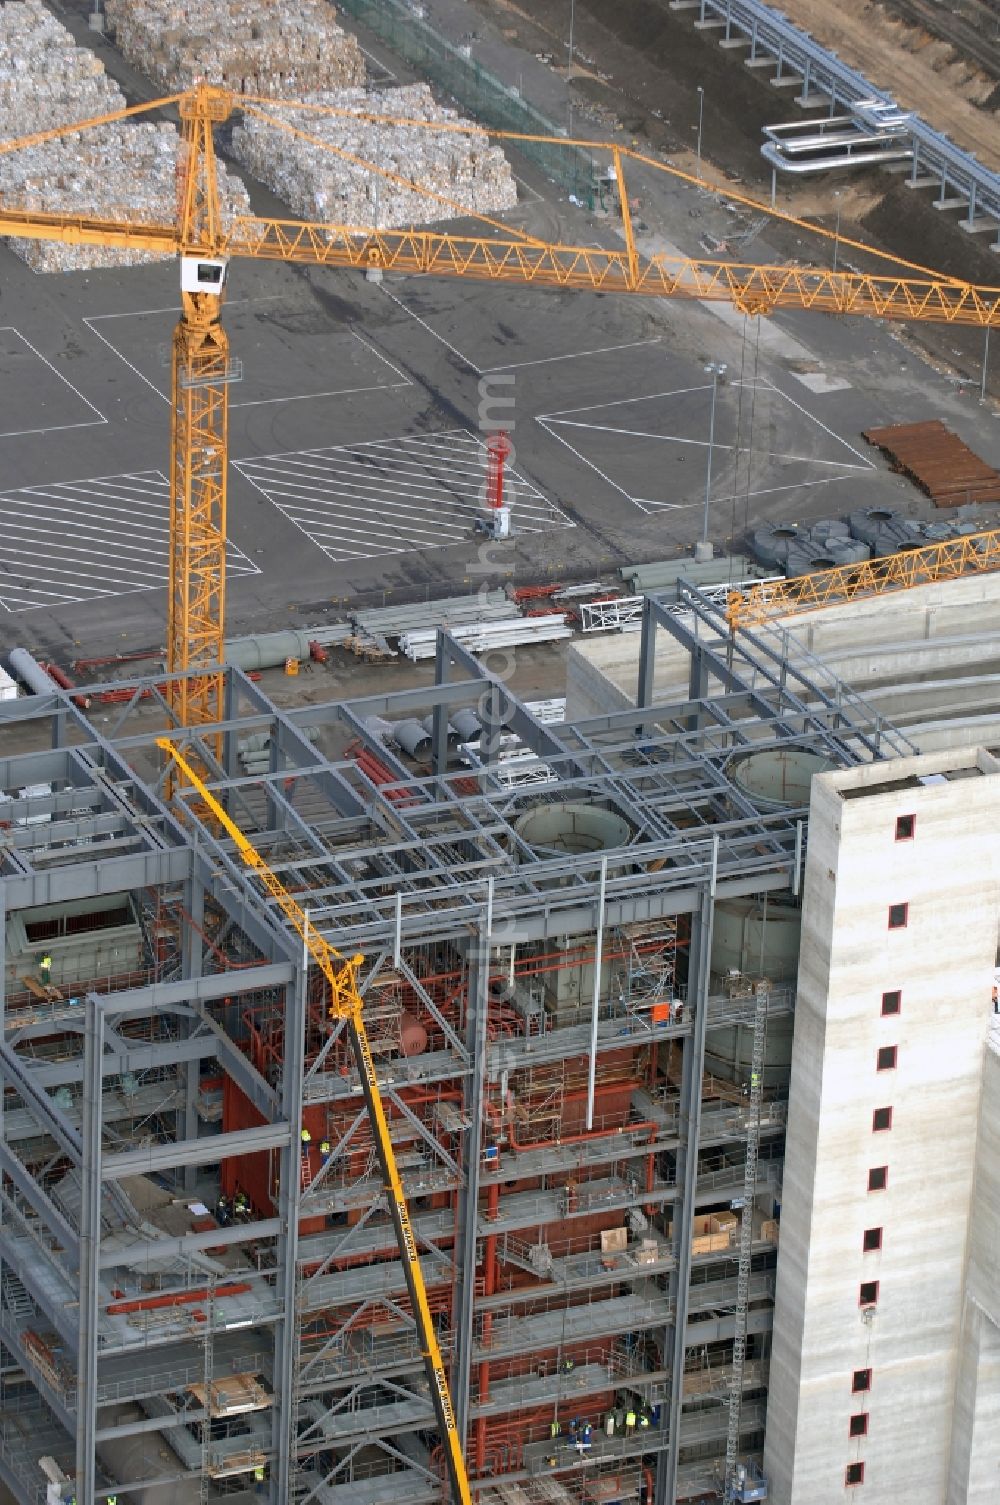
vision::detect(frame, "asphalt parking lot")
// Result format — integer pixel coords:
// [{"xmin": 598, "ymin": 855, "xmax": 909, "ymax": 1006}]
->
[{"xmin": 1, "ymin": 57, "xmax": 999, "ymax": 665}]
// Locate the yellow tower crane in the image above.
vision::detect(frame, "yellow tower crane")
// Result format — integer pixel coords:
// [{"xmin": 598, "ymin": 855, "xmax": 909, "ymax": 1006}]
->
[
  {"xmin": 2, "ymin": 85, "xmax": 1000, "ymax": 721},
  {"xmin": 157, "ymin": 736, "xmax": 472, "ymax": 1505}
]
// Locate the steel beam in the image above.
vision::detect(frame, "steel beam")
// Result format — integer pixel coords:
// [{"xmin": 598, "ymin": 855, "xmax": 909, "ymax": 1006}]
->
[
  {"xmin": 189, "ymin": 1004, "xmax": 279, "ymax": 1120},
  {"xmin": 0, "ymin": 1139, "xmax": 81, "ymax": 1264},
  {"xmin": 101, "ymin": 1122, "xmax": 291, "ymax": 1178},
  {"xmin": 99, "ymin": 1217, "xmax": 282, "ymax": 1268},
  {"xmin": 438, "ymin": 629, "xmax": 588, "ymax": 776}
]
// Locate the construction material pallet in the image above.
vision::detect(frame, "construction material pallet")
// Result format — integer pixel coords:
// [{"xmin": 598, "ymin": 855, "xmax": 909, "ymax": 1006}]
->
[{"xmin": 863, "ymin": 420, "xmax": 1000, "ymax": 507}]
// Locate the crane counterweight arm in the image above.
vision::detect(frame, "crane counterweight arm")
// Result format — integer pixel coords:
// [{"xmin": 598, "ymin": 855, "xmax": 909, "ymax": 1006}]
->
[{"xmin": 156, "ymin": 739, "xmax": 473, "ymax": 1505}]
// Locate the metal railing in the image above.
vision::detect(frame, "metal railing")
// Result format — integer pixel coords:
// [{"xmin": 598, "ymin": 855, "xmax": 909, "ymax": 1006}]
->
[{"xmin": 682, "ymin": 0, "xmax": 1000, "ymax": 229}]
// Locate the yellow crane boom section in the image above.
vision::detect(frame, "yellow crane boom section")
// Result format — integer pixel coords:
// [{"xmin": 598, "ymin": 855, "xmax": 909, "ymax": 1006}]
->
[
  {"xmin": 156, "ymin": 738, "xmax": 472, "ymax": 1505},
  {"xmin": 727, "ymin": 524, "xmax": 1000, "ymax": 630},
  {"xmin": 0, "ymin": 203, "xmax": 998, "ymax": 327}
]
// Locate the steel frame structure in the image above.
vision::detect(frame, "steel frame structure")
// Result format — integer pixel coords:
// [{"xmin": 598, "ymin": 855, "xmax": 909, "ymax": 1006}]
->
[{"xmin": 0, "ymin": 593, "xmax": 903, "ymax": 1505}]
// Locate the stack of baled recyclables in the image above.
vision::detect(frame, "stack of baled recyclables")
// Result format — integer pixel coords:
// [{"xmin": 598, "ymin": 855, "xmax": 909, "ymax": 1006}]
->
[
  {"xmin": 750, "ymin": 507, "xmax": 991, "ymax": 578},
  {"xmin": 103, "ymin": 0, "xmax": 518, "ymax": 229},
  {"xmin": 0, "ymin": 0, "xmax": 250, "ymax": 272}
]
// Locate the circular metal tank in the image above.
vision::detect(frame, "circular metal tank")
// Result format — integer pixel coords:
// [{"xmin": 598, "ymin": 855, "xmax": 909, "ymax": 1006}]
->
[
  {"xmin": 750, "ymin": 522, "xmax": 799, "ymax": 567},
  {"xmin": 726, "ymin": 746, "xmax": 835, "ymax": 813},
  {"xmin": 707, "ymin": 896, "xmax": 801, "ymax": 1086},
  {"xmin": 785, "ymin": 551, "xmax": 837, "ymax": 578},
  {"xmin": 514, "ymin": 801, "xmax": 633, "ymax": 858},
  {"xmin": 400, "ymin": 1011, "xmax": 428, "ymax": 1057}
]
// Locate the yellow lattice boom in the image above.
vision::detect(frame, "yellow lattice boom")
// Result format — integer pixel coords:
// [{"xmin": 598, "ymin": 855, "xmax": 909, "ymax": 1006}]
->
[
  {"xmin": 156, "ymin": 738, "xmax": 471, "ymax": 1505},
  {"xmin": 727, "ymin": 526, "xmax": 1000, "ymax": 630},
  {"xmin": 0, "ymin": 83, "xmax": 997, "ymax": 727}
]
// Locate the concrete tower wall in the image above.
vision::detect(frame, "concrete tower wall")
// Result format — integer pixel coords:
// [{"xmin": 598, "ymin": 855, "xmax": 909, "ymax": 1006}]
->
[
  {"xmin": 765, "ymin": 749, "xmax": 1000, "ymax": 1505},
  {"xmin": 948, "ymin": 1028, "xmax": 1000, "ymax": 1503}
]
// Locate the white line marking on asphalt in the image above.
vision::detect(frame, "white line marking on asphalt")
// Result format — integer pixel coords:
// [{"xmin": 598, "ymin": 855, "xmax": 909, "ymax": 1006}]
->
[
  {"xmin": 0, "ymin": 469, "xmax": 258, "ymax": 613},
  {"xmin": 234, "ymin": 429, "xmax": 572, "ymax": 563},
  {"xmin": 0, "ymin": 326, "xmax": 108, "ymax": 438},
  {"xmin": 481, "ymin": 337, "xmax": 664, "ymax": 373},
  {"xmin": 537, "ymin": 376, "xmax": 876, "ymax": 513},
  {"xmin": 83, "ymin": 302, "xmax": 409, "ymax": 409}
]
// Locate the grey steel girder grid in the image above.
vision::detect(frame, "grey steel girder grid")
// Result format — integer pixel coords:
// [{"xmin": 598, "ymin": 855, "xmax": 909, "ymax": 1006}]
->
[{"xmin": 0, "ymin": 598, "xmax": 903, "ymax": 1505}]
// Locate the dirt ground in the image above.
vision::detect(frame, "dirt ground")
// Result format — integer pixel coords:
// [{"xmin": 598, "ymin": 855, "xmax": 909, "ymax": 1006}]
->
[
  {"xmin": 769, "ymin": 0, "xmax": 1000, "ymax": 171},
  {"xmin": 467, "ymin": 0, "xmax": 1000, "ymax": 391}
]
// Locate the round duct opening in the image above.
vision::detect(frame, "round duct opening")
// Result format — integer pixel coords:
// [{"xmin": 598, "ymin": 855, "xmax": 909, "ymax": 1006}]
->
[
  {"xmin": 515, "ymin": 801, "xmax": 634, "ymax": 858},
  {"xmin": 726, "ymin": 746, "xmax": 835, "ymax": 812}
]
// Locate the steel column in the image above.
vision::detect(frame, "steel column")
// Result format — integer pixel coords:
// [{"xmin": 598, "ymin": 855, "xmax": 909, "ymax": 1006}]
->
[
  {"xmin": 76, "ymin": 996, "xmax": 103, "ymax": 1505},
  {"xmin": 658, "ymin": 885, "xmax": 714, "ymax": 1505},
  {"xmin": 451, "ymin": 926, "xmax": 489, "ymax": 1444},
  {"xmin": 432, "ymin": 632, "xmax": 452, "ymax": 779},
  {"xmin": 274, "ymin": 956, "xmax": 308, "ymax": 1504},
  {"xmin": 181, "ymin": 873, "xmax": 205, "ymax": 1192}
]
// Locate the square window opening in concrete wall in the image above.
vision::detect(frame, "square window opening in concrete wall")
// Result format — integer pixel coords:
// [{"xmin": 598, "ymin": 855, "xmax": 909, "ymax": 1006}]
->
[
  {"xmin": 888, "ymin": 902, "xmax": 909, "ymax": 930},
  {"xmin": 849, "ymin": 1413, "xmax": 869, "ymax": 1439},
  {"xmin": 859, "ymin": 1280, "xmax": 879, "ymax": 1307},
  {"xmin": 895, "ymin": 814, "xmax": 915, "ymax": 841},
  {"xmin": 877, "ymin": 1045, "xmax": 898, "ymax": 1072},
  {"xmin": 845, "ymin": 1462, "xmax": 865, "ymax": 1487},
  {"xmin": 868, "ymin": 1165, "xmax": 888, "ymax": 1192},
  {"xmin": 872, "ymin": 1106, "xmax": 893, "ymax": 1132},
  {"xmin": 880, "ymin": 989, "xmax": 901, "ymax": 1016},
  {"xmin": 852, "ymin": 1368, "xmax": 872, "ymax": 1394},
  {"xmin": 863, "ymin": 1226, "xmax": 883, "ymax": 1253}
]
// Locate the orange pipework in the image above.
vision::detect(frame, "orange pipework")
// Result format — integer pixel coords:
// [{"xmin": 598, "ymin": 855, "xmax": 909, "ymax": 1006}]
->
[
  {"xmin": 107, "ymin": 1281, "xmax": 251, "ymax": 1315},
  {"xmin": 475, "ymin": 1181, "xmax": 501, "ymax": 1471}
]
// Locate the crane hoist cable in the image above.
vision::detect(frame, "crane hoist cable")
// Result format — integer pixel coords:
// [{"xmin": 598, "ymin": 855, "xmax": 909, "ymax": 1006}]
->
[{"xmin": 156, "ymin": 737, "xmax": 473, "ymax": 1505}]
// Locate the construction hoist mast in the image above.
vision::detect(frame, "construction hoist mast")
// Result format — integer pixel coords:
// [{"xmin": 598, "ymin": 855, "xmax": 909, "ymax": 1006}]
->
[{"xmin": 157, "ymin": 738, "xmax": 473, "ymax": 1505}]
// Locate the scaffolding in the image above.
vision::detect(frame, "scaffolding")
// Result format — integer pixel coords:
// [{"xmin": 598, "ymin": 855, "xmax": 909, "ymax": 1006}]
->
[{"xmin": 0, "ymin": 589, "xmax": 904, "ymax": 1504}]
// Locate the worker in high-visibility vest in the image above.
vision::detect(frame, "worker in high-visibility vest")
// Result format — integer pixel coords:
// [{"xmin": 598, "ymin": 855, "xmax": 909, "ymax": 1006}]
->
[
  {"xmin": 625, "ymin": 1407, "xmax": 637, "ymax": 1436},
  {"xmin": 301, "ymin": 1127, "xmax": 312, "ymax": 1158},
  {"xmin": 319, "ymin": 1138, "xmax": 332, "ymax": 1163},
  {"xmin": 254, "ymin": 1462, "xmax": 266, "ymax": 1495},
  {"xmin": 39, "ymin": 953, "xmax": 52, "ymax": 985}
]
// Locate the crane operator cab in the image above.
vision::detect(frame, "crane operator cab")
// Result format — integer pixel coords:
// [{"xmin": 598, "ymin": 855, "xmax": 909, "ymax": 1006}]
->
[{"xmin": 180, "ymin": 256, "xmax": 228, "ymax": 295}]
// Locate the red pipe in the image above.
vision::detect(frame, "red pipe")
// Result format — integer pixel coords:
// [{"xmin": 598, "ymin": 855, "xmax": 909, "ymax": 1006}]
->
[
  {"xmin": 107, "ymin": 1281, "xmax": 251, "ymax": 1315},
  {"xmin": 41, "ymin": 661, "xmax": 91, "ymax": 709},
  {"xmin": 644, "ymin": 1467, "xmax": 654, "ymax": 1503},
  {"xmin": 475, "ymin": 1181, "xmax": 500, "ymax": 1472}
]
